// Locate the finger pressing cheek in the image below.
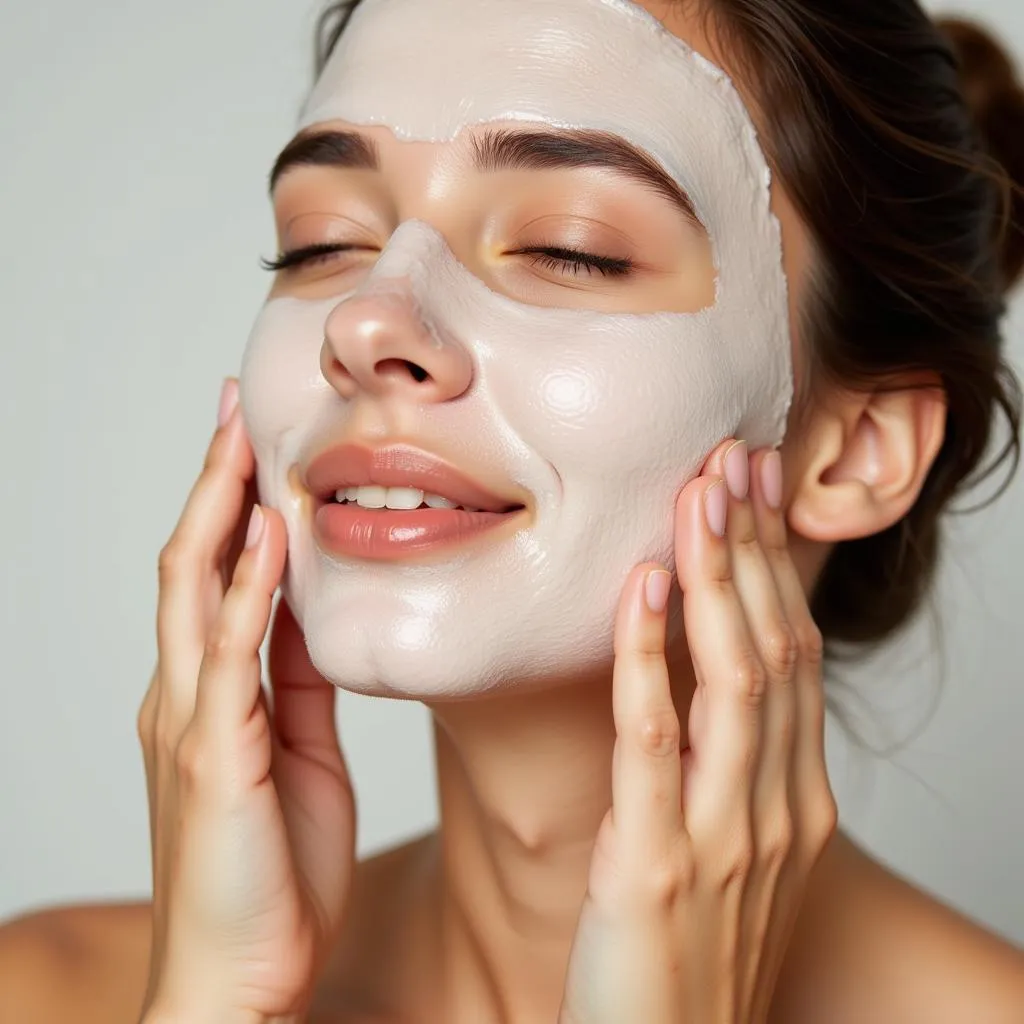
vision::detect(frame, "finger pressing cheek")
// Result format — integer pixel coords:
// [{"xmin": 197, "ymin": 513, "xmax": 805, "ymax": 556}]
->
[
  {"xmin": 674, "ymin": 476, "xmax": 763, "ymax": 847},
  {"xmin": 612, "ymin": 564, "xmax": 684, "ymax": 864}
]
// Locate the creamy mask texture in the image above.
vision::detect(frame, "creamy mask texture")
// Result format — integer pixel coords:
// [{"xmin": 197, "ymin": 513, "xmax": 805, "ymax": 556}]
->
[{"xmin": 240, "ymin": 0, "xmax": 794, "ymax": 697}]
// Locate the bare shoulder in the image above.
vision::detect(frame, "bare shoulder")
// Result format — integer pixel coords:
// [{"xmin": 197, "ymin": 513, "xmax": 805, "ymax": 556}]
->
[
  {"xmin": 0, "ymin": 836, "xmax": 436, "ymax": 1024},
  {"xmin": 773, "ymin": 829, "xmax": 1024, "ymax": 1024},
  {"xmin": 0, "ymin": 899, "xmax": 152, "ymax": 1024}
]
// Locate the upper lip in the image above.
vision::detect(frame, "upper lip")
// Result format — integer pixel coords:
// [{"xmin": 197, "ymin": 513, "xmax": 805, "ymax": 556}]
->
[{"xmin": 302, "ymin": 443, "xmax": 526, "ymax": 514}]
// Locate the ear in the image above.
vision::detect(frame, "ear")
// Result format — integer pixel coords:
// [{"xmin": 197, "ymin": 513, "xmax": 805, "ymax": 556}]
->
[{"xmin": 785, "ymin": 378, "xmax": 948, "ymax": 542}]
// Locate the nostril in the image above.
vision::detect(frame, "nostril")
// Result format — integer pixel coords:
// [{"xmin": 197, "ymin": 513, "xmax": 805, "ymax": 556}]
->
[{"xmin": 375, "ymin": 358, "xmax": 431, "ymax": 384}]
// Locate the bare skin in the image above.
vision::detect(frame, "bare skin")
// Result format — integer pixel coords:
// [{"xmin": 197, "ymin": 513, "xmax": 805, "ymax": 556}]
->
[
  {"xmin": 2, "ymin": 827, "xmax": 1023, "ymax": 1023},
  {"xmin": 1, "ymin": 3, "xmax": 1022, "ymax": 1023}
]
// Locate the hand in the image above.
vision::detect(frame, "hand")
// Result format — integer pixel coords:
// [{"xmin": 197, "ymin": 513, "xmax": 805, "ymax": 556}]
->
[
  {"xmin": 137, "ymin": 379, "xmax": 356, "ymax": 1024},
  {"xmin": 558, "ymin": 439, "xmax": 838, "ymax": 1024}
]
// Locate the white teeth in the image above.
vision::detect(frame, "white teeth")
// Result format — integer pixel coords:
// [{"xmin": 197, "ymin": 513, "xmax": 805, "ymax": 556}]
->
[
  {"xmin": 385, "ymin": 486, "xmax": 425, "ymax": 510},
  {"xmin": 356, "ymin": 485, "xmax": 387, "ymax": 508},
  {"xmin": 333, "ymin": 486, "xmax": 480, "ymax": 512},
  {"xmin": 424, "ymin": 493, "xmax": 458, "ymax": 509}
]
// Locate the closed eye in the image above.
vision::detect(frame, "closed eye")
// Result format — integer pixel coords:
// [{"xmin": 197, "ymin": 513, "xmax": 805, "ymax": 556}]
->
[
  {"xmin": 509, "ymin": 246, "xmax": 634, "ymax": 277},
  {"xmin": 260, "ymin": 243, "xmax": 634, "ymax": 278},
  {"xmin": 259, "ymin": 243, "xmax": 363, "ymax": 272}
]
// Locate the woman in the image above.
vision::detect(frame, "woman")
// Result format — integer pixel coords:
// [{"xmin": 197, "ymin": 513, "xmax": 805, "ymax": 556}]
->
[{"xmin": 2, "ymin": 0, "xmax": 1023, "ymax": 1022}]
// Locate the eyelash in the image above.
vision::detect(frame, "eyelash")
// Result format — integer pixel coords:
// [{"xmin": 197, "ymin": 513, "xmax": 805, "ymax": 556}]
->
[{"xmin": 260, "ymin": 242, "xmax": 634, "ymax": 278}]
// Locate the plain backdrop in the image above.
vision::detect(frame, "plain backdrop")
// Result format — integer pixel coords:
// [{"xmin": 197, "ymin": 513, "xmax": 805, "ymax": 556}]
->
[{"xmin": 1, "ymin": 0, "xmax": 1022, "ymax": 945}]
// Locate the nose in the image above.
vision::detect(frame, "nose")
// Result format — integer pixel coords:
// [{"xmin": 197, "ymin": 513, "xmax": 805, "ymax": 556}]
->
[{"xmin": 320, "ymin": 285, "xmax": 473, "ymax": 403}]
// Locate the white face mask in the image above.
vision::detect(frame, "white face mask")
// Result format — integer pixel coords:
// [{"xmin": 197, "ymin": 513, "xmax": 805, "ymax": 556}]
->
[{"xmin": 240, "ymin": 0, "xmax": 793, "ymax": 697}]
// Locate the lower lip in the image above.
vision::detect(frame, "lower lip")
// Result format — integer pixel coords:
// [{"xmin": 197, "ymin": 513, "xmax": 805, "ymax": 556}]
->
[{"xmin": 314, "ymin": 502, "xmax": 523, "ymax": 561}]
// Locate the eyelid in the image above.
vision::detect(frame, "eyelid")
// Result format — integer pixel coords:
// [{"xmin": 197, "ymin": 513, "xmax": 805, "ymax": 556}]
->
[
  {"xmin": 261, "ymin": 241, "xmax": 635, "ymax": 279},
  {"xmin": 260, "ymin": 241, "xmax": 372, "ymax": 272},
  {"xmin": 276, "ymin": 208, "xmax": 382, "ymax": 251},
  {"xmin": 510, "ymin": 245, "xmax": 634, "ymax": 277}
]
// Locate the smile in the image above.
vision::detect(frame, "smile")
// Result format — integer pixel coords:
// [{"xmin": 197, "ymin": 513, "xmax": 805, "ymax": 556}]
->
[{"xmin": 303, "ymin": 443, "xmax": 529, "ymax": 562}]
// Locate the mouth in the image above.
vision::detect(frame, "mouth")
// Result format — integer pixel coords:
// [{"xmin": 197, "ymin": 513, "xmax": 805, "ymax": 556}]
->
[{"xmin": 302, "ymin": 443, "xmax": 529, "ymax": 561}]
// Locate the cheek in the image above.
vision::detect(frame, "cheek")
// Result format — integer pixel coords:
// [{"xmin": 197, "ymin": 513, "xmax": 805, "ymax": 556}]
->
[
  {"xmin": 239, "ymin": 297, "xmax": 334, "ymax": 448},
  {"xmin": 484, "ymin": 313, "xmax": 739, "ymax": 483}
]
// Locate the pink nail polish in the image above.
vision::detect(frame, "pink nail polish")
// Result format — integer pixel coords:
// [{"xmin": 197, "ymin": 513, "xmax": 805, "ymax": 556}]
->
[
  {"xmin": 245, "ymin": 505, "xmax": 265, "ymax": 549},
  {"xmin": 218, "ymin": 378, "xmax": 239, "ymax": 428},
  {"xmin": 644, "ymin": 570, "xmax": 672, "ymax": 614},
  {"xmin": 761, "ymin": 450, "xmax": 783, "ymax": 510},
  {"xmin": 724, "ymin": 440, "xmax": 749, "ymax": 501},
  {"xmin": 704, "ymin": 481, "xmax": 728, "ymax": 538}
]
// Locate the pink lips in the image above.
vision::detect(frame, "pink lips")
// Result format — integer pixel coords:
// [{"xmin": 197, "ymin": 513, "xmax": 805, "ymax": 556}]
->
[{"xmin": 302, "ymin": 443, "xmax": 527, "ymax": 561}]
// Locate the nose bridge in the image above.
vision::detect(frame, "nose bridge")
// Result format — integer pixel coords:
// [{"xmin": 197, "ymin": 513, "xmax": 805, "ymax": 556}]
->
[
  {"xmin": 321, "ymin": 221, "xmax": 472, "ymax": 401},
  {"xmin": 365, "ymin": 218, "xmax": 445, "ymax": 289}
]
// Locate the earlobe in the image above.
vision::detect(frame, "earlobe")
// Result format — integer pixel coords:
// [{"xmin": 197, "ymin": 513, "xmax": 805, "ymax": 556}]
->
[{"xmin": 786, "ymin": 382, "xmax": 947, "ymax": 543}]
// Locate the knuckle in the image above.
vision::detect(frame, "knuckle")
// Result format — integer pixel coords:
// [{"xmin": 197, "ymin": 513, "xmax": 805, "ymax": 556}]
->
[
  {"xmin": 732, "ymin": 652, "xmax": 767, "ymax": 706},
  {"xmin": 643, "ymin": 861, "xmax": 685, "ymax": 907},
  {"xmin": 733, "ymin": 528, "xmax": 760, "ymax": 559},
  {"xmin": 636, "ymin": 707, "xmax": 682, "ymax": 758},
  {"xmin": 203, "ymin": 627, "xmax": 236, "ymax": 668},
  {"xmin": 762, "ymin": 814, "xmax": 794, "ymax": 867},
  {"xmin": 718, "ymin": 835, "xmax": 754, "ymax": 887},
  {"xmin": 624, "ymin": 648, "xmax": 669, "ymax": 672},
  {"xmin": 157, "ymin": 540, "xmax": 187, "ymax": 584},
  {"xmin": 174, "ymin": 726, "xmax": 209, "ymax": 789},
  {"xmin": 761, "ymin": 624, "xmax": 798, "ymax": 679},
  {"xmin": 814, "ymin": 791, "xmax": 839, "ymax": 843},
  {"xmin": 763, "ymin": 532, "xmax": 790, "ymax": 561},
  {"xmin": 136, "ymin": 699, "xmax": 155, "ymax": 748},
  {"xmin": 136, "ymin": 678, "xmax": 159, "ymax": 746},
  {"xmin": 154, "ymin": 720, "xmax": 183, "ymax": 765},
  {"xmin": 800, "ymin": 793, "xmax": 838, "ymax": 861},
  {"xmin": 795, "ymin": 619, "xmax": 824, "ymax": 667}
]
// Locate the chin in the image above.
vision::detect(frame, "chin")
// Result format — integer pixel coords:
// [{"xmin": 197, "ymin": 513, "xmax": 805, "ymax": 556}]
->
[{"xmin": 287, "ymin": 573, "xmax": 618, "ymax": 702}]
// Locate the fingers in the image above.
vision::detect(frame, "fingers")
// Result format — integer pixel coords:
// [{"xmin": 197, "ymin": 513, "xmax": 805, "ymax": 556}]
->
[
  {"xmin": 156, "ymin": 379, "xmax": 256, "ymax": 719},
  {"xmin": 681, "ymin": 438, "xmax": 834, "ymax": 1019},
  {"xmin": 192, "ymin": 504, "xmax": 288, "ymax": 745},
  {"xmin": 598, "ymin": 437, "xmax": 833, "ymax": 1024},
  {"xmin": 269, "ymin": 597, "xmax": 348, "ymax": 779},
  {"xmin": 705, "ymin": 445, "xmax": 797, "ymax": 842},
  {"xmin": 674, "ymin": 467, "xmax": 764, "ymax": 844},
  {"xmin": 611, "ymin": 563, "xmax": 684, "ymax": 863},
  {"xmin": 220, "ymin": 474, "xmax": 260, "ymax": 593},
  {"xmin": 731, "ymin": 444, "xmax": 835, "ymax": 861}
]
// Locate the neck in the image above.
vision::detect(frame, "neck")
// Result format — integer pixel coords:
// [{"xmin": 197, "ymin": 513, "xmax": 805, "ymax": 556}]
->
[{"xmin": 422, "ymin": 658, "xmax": 694, "ymax": 1024}]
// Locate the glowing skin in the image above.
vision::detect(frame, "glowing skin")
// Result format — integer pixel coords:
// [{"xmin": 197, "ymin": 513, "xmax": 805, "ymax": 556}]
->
[{"xmin": 239, "ymin": 0, "xmax": 793, "ymax": 696}]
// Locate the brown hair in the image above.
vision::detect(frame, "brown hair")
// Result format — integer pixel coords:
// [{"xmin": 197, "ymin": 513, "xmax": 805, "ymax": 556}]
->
[{"xmin": 311, "ymin": 0, "xmax": 1024, "ymax": 659}]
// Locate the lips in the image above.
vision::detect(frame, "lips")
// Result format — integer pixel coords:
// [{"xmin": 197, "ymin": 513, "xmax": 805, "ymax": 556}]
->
[
  {"xmin": 302, "ymin": 443, "xmax": 525, "ymax": 514},
  {"xmin": 301, "ymin": 443, "xmax": 529, "ymax": 562}
]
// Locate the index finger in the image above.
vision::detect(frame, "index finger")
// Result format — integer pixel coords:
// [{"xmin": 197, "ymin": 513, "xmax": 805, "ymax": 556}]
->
[{"xmin": 611, "ymin": 563, "xmax": 685, "ymax": 864}]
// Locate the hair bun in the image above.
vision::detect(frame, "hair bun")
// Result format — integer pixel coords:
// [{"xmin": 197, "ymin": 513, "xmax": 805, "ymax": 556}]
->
[{"xmin": 937, "ymin": 18, "xmax": 1024, "ymax": 289}]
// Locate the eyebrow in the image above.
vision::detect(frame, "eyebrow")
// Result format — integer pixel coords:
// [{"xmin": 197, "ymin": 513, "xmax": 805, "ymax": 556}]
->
[{"xmin": 269, "ymin": 126, "xmax": 701, "ymax": 225}]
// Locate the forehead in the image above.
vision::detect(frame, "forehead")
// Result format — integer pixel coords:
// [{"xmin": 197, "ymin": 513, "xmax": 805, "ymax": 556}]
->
[{"xmin": 300, "ymin": 0, "xmax": 769, "ymax": 225}]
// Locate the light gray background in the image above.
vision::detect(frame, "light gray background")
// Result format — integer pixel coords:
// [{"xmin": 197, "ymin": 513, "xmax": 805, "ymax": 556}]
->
[{"xmin": 1, "ymin": 0, "xmax": 1022, "ymax": 945}]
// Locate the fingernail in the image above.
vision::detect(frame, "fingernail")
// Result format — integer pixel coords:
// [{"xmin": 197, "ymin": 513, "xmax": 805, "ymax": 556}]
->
[
  {"xmin": 644, "ymin": 569, "xmax": 672, "ymax": 614},
  {"xmin": 245, "ymin": 505, "xmax": 265, "ymax": 549},
  {"xmin": 723, "ymin": 440, "xmax": 749, "ymax": 501},
  {"xmin": 704, "ymin": 480, "xmax": 728, "ymax": 538},
  {"xmin": 218, "ymin": 378, "xmax": 239, "ymax": 428},
  {"xmin": 761, "ymin": 450, "xmax": 783, "ymax": 510}
]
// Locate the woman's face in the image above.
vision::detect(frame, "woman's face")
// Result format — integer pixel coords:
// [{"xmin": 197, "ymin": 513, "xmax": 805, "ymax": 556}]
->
[{"xmin": 240, "ymin": 0, "xmax": 800, "ymax": 697}]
